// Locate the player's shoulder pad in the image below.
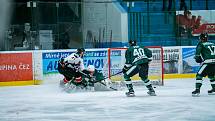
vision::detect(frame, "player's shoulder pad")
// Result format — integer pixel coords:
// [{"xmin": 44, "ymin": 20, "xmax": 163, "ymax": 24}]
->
[
  {"xmin": 209, "ymin": 41, "xmax": 215, "ymax": 45},
  {"xmin": 133, "ymin": 45, "xmax": 140, "ymax": 48},
  {"xmin": 197, "ymin": 41, "xmax": 203, "ymax": 45}
]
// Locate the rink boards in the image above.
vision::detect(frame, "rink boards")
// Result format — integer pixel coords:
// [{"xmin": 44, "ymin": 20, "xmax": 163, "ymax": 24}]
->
[{"xmin": 0, "ymin": 46, "xmax": 199, "ymax": 86}]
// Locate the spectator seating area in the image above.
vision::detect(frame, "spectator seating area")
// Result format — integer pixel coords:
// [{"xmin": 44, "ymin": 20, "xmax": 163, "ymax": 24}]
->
[{"xmin": 118, "ymin": 0, "xmax": 215, "ymax": 46}]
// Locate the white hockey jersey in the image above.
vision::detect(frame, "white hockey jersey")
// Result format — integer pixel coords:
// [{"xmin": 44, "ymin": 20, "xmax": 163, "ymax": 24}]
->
[{"xmin": 63, "ymin": 53, "xmax": 85, "ymax": 71}]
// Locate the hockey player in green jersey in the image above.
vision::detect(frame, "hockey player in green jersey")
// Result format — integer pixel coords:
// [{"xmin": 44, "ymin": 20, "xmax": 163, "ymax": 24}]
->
[
  {"xmin": 81, "ymin": 65, "xmax": 115, "ymax": 91},
  {"xmin": 192, "ymin": 32, "xmax": 215, "ymax": 96},
  {"xmin": 81, "ymin": 65, "xmax": 106, "ymax": 87},
  {"xmin": 122, "ymin": 40, "xmax": 156, "ymax": 97}
]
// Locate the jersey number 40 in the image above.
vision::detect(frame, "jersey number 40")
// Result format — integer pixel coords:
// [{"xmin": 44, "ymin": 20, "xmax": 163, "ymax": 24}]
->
[{"xmin": 133, "ymin": 48, "xmax": 146, "ymax": 57}]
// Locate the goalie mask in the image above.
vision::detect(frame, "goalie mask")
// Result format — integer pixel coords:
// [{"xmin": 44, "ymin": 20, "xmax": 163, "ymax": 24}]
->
[
  {"xmin": 87, "ymin": 65, "xmax": 95, "ymax": 72},
  {"xmin": 199, "ymin": 32, "xmax": 208, "ymax": 42}
]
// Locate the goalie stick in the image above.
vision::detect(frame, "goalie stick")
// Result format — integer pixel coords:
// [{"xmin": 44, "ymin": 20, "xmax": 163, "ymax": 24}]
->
[
  {"xmin": 97, "ymin": 81, "xmax": 118, "ymax": 91},
  {"xmin": 104, "ymin": 71, "xmax": 123, "ymax": 80},
  {"xmin": 89, "ymin": 71, "xmax": 124, "ymax": 91}
]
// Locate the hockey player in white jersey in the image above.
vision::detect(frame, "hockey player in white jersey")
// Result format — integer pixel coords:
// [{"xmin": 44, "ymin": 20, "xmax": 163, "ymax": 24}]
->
[{"xmin": 58, "ymin": 48, "xmax": 86, "ymax": 88}]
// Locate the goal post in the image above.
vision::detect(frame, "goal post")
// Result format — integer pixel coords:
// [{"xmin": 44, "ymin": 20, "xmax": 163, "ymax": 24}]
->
[{"xmin": 107, "ymin": 46, "xmax": 164, "ymax": 85}]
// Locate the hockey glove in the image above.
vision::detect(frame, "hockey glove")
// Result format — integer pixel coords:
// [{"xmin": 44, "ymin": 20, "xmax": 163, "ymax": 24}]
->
[
  {"xmin": 194, "ymin": 56, "xmax": 203, "ymax": 63},
  {"xmin": 58, "ymin": 58, "xmax": 65, "ymax": 67},
  {"xmin": 122, "ymin": 65, "xmax": 130, "ymax": 73},
  {"xmin": 148, "ymin": 57, "xmax": 152, "ymax": 62}
]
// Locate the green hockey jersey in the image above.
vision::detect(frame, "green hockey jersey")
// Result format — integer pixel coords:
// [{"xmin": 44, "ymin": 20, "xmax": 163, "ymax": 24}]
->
[
  {"xmin": 82, "ymin": 69, "xmax": 105, "ymax": 82},
  {"xmin": 125, "ymin": 45, "xmax": 152, "ymax": 65},
  {"xmin": 195, "ymin": 41, "xmax": 215, "ymax": 64}
]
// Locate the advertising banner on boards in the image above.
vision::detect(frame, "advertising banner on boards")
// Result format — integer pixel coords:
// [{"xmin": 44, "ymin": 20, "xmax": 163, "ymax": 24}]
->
[
  {"xmin": 42, "ymin": 49, "xmax": 109, "ymax": 75},
  {"xmin": 163, "ymin": 47, "xmax": 181, "ymax": 74},
  {"xmin": 0, "ymin": 53, "xmax": 33, "ymax": 82},
  {"xmin": 42, "ymin": 51, "xmax": 73, "ymax": 74},
  {"xmin": 182, "ymin": 46, "xmax": 200, "ymax": 73}
]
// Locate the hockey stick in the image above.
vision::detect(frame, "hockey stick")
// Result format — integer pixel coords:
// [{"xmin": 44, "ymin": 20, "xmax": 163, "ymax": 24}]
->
[
  {"xmin": 96, "ymin": 71, "xmax": 124, "ymax": 91},
  {"xmin": 103, "ymin": 71, "xmax": 123, "ymax": 80},
  {"xmin": 91, "ymin": 71, "xmax": 123, "ymax": 91},
  {"xmin": 97, "ymin": 81, "xmax": 118, "ymax": 91}
]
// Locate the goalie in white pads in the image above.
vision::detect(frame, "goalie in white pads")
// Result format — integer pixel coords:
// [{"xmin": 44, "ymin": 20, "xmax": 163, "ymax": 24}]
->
[{"xmin": 122, "ymin": 40, "xmax": 156, "ymax": 97}]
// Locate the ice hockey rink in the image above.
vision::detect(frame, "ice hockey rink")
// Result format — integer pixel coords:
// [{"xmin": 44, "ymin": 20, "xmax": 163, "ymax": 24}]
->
[{"xmin": 0, "ymin": 78, "xmax": 215, "ymax": 121}]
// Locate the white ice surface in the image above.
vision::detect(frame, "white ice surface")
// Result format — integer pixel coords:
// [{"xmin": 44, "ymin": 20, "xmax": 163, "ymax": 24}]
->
[{"xmin": 0, "ymin": 78, "xmax": 215, "ymax": 121}]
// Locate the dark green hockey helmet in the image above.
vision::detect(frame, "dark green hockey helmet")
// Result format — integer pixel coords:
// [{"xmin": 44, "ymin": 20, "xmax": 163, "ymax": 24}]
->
[
  {"xmin": 77, "ymin": 48, "xmax": 85, "ymax": 54},
  {"xmin": 199, "ymin": 32, "xmax": 208, "ymax": 42},
  {"xmin": 129, "ymin": 40, "xmax": 137, "ymax": 46}
]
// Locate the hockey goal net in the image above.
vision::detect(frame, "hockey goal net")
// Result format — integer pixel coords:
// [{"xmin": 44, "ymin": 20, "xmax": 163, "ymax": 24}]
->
[{"xmin": 106, "ymin": 46, "xmax": 164, "ymax": 85}]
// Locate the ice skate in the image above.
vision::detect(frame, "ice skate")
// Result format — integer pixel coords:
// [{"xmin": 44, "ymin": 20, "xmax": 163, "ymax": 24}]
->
[
  {"xmin": 146, "ymin": 85, "xmax": 156, "ymax": 96},
  {"xmin": 125, "ymin": 91, "xmax": 135, "ymax": 97},
  {"xmin": 147, "ymin": 90, "xmax": 156, "ymax": 96},
  {"xmin": 208, "ymin": 89, "xmax": 215, "ymax": 95},
  {"xmin": 192, "ymin": 89, "xmax": 200, "ymax": 97}
]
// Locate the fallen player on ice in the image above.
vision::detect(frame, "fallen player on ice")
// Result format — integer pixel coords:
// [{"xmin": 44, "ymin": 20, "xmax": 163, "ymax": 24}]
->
[{"xmin": 59, "ymin": 65, "xmax": 117, "ymax": 93}]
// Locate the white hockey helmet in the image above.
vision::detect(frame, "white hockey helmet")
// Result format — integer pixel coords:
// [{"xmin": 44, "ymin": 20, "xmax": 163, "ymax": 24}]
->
[{"xmin": 87, "ymin": 65, "xmax": 95, "ymax": 72}]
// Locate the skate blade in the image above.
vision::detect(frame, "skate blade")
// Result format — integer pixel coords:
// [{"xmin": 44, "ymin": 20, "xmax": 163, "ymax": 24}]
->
[
  {"xmin": 126, "ymin": 94, "xmax": 135, "ymax": 97},
  {"xmin": 150, "ymin": 94, "xmax": 157, "ymax": 96},
  {"xmin": 208, "ymin": 93, "xmax": 215, "ymax": 95},
  {"xmin": 192, "ymin": 93, "xmax": 200, "ymax": 97},
  {"xmin": 147, "ymin": 92, "xmax": 157, "ymax": 96}
]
